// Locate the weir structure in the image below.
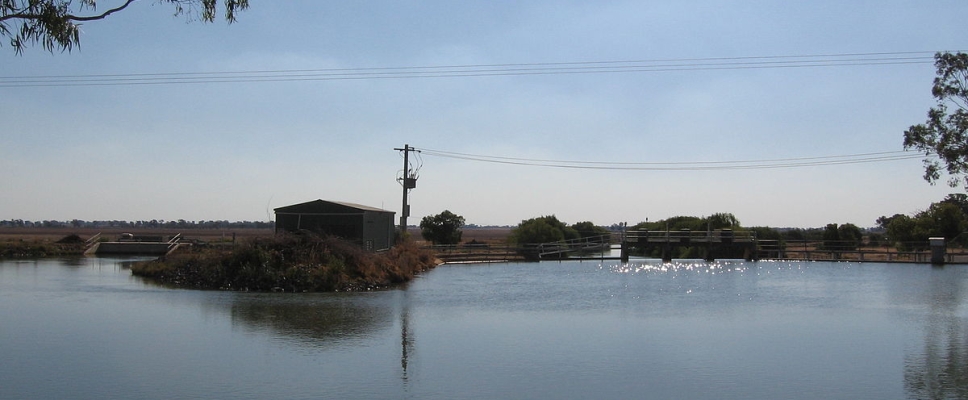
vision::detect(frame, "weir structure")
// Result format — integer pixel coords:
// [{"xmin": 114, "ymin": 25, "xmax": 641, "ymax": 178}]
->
[
  {"xmin": 432, "ymin": 230, "xmax": 759, "ymax": 263},
  {"xmin": 84, "ymin": 233, "xmax": 183, "ymax": 256},
  {"xmin": 622, "ymin": 229, "xmax": 758, "ymax": 262},
  {"xmin": 513, "ymin": 230, "xmax": 757, "ymax": 262},
  {"xmin": 431, "ymin": 231, "xmax": 966, "ymax": 264}
]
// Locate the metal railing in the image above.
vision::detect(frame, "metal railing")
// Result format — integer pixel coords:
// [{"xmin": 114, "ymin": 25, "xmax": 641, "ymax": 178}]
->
[
  {"xmin": 166, "ymin": 233, "xmax": 182, "ymax": 253},
  {"xmin": 756, "ymin": 239, "xmax": 967, "ymax": 263}
]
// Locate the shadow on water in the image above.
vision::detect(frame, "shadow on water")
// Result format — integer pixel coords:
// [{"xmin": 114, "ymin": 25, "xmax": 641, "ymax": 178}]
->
[{"xmin": 898, "ymin": 266, "xmax": 968, "ymax": 399}]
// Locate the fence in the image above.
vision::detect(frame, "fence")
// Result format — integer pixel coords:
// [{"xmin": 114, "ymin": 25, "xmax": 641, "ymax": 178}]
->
[{"xmin": 757, "ymin": 240, "xmax": 968, "ymax": 263}]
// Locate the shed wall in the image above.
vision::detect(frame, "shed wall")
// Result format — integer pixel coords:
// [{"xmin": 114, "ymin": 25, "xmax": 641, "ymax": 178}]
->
[{"xmin": 274, "ymin": 200, "xmax": 395, "ymax": 251}]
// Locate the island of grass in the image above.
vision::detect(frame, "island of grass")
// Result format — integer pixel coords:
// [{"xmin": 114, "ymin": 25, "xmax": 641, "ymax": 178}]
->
[{"xmin": 131, "ymin": 233, "xmax": 438, "ymax": 292}]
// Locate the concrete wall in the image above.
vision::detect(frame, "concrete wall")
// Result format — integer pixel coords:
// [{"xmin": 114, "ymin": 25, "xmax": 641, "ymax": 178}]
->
[{"xmin": 94, "ymin": 242, "xmax": 171, "ymax": 255}]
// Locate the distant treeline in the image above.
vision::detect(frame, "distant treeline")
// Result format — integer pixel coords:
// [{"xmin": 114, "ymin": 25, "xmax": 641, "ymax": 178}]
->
[{"xmin": 0, "ymin": 219, "xmax": 274, "ymax": 229}]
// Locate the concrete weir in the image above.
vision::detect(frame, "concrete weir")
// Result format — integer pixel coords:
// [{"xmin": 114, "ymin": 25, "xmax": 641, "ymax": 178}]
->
[{"xmin": 85, "ymin": 233, "xmax": 183, "ymax": 256}]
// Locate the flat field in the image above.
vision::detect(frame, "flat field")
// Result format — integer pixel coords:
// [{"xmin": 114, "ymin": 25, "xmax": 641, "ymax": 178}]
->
[
  {"xmin": 1, "ymin": 226, "xmax": 513, "ymax": 245},
  {"xmin": 0, "ymin": 227, "xmax": 274, "ymax": 244},
  {"xmin": 404, "ymin": 227, "xmax": 513, "ymax": 246}
]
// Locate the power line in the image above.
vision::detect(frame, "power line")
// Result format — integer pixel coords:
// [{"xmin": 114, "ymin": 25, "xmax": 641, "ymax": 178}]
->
[
  {"xmin": 0, "ymin": 51, "xmax": 944, "ymax": 88},
  {"xmin": 415, "ymin": 147, "xmax": 926, "ymax": 171}
]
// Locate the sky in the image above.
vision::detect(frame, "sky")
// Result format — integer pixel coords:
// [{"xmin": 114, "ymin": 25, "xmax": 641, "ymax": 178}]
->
[{"xmin": 2, "ymin": 0, "xmax": 966, "ymax": 228}]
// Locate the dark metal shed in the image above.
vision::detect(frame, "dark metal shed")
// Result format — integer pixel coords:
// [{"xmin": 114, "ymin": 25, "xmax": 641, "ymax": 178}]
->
[{"xmin": 274, "ymin": 200, "xmax": 396, "ymax": 251}]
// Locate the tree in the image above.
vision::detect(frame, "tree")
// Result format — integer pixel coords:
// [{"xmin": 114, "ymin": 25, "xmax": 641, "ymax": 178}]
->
[
  {"xmin": 1, "ymin": 0, "xmax": 248, "ymax": 54},
  {"xmin": 879, "ymin": 214, "xmax": 915, "ymax": 248},
  {"xmin": 821, "ymin": 223, "xmax": 841, "ymax": 250},
  {"xmin": 837, "ymin": 223, "xmax": 863, "ymax": 250},
  {"xmin": 918, "ymin": 201, "xmax": 966, "ymax": 240},
  {"xmin": 940, "ymin": 193, "xmax": 968, "ymax": 216},
  {"xmin": 705, "ymin": 212, "xmax": 740, "ymax": 230},
  {"xmin": 903, "ymin": 52, "xmax": 968, "ymax": 189},
  {"xmin": 632, "ymin": 215, "xmax": 704, "ymax": 232},
  {"xmin": 878, "ymin": 196, "xmax": 968, "ymax": 250},
  {"xmin": 631, "ymin": 213, "xmax": 740, "ymax": 233},
  {"xmin": 419, "ymin": 210, "xmax": 465, "ymax": 245},
  {"xmin": 510, "ymin": 215, "xmax": 578, "ymax": 245},
  {"xmin": 570, "ymin": 221, "xmax": 609, "ymax": 242},
  {"xmin": 820, "ymin": 223, "xmax": 861, "ymax": 251}
]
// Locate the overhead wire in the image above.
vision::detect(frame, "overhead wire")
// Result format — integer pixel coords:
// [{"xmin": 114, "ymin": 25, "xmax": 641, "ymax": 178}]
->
[
  {"xmin": 415, "ymin": 147, "xmax": 926, "ymax": 171},
  {"xmin": 0, "ymin": 51, "xmax": 944, "ymax": 88}
]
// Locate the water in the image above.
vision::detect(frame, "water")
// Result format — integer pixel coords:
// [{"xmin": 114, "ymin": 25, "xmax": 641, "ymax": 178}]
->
[{"xmin": 1, "ymin": 257, "xmax": 967, "ymax": 399}]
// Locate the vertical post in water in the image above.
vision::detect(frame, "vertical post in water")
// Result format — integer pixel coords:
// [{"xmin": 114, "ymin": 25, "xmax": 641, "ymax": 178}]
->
[
  {"xmin": 930, "ymin": 237, "xmax": 946, "ymax": 265},
  {"xmin": 620, "ymin": 222, "xmax": 629, "ymax": 263}
]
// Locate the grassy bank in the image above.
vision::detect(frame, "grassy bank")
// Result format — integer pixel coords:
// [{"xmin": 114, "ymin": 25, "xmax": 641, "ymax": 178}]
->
[
  {"xmin": 131, "ymin": 234, "xmax": 438, "ymax": 292},
  {"xmin": 0, "ymin": 235, "xmax": 86, "ymax": 258}
]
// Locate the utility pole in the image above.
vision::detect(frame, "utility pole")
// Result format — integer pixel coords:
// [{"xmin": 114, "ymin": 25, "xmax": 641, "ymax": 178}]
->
[{"xmin": 394, "ymin": 144, "xmax": 419, "ymax": 238}]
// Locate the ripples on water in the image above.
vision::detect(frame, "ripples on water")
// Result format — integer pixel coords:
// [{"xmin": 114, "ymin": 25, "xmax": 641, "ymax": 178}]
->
[{"xmin": 606, "ymin": 259, "xmax": 751, "ymax": 275}]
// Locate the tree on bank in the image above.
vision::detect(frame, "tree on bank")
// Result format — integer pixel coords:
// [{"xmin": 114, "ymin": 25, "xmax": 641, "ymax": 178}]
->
[
  {"xmin": 571, "ymin": 221, "xmax": 610, "ymax": 243},
  {"xmin": 419, "ymin": 210, "xmax": 465, "ymax": 245},
  {"xmin": 630, "ymin": 213, "xmax": 741, "ymax": 232},
  {"xmin": 903, "ymin": 52, "xmax": 968, "ymax": 189},
  {"xmin": 821, "ymin": 223, "xmax": 862, "ymax": 251},
  {"xmin": 510, "ymin": 215, "xmax": 579, "ymax": 245},
  {"xmin": 1, "ymin": 0, "xmax": 248, "ymax": 54},
  {"xmin": 878, "ymin": 194, "xmax": 968, "ymax": 250}
]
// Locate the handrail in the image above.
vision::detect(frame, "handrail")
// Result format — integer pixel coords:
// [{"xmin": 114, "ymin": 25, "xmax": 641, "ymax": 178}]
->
[
  {"xmin": 167, "ymin": 233, "xmax": 182, "ymax": 251},
  {"xmin": 84, "ymin": 233, "xmax": 102, "ymax": 248}
]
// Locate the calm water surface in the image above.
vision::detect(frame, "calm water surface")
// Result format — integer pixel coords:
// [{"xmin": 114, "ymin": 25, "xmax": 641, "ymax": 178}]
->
[{"xmin": 1, "ymin": 257, "xmax": 967, "ymax": 399}]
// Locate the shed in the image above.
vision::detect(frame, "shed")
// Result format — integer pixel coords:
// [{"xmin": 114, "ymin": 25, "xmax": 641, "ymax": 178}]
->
[{"xmin": 274, "ymin": 200, "xmax": 396, "ymax": 251}]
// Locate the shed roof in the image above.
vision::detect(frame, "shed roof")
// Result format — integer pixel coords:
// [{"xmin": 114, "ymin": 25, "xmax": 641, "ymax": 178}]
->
[{"xmin": 274, "ymin": 199, "xmax": 393, "ymax": 214}]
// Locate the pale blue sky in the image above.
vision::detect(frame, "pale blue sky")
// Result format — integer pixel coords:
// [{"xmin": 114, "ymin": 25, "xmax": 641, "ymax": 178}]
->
[{"xmin": 2, "ymin": 1, "xmax": 965, "ymax": 228}]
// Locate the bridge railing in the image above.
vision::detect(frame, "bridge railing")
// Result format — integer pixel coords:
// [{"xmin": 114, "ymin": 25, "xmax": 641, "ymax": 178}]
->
[
  {"xmin": 624, "ymin": 229, "xmax": 755, "ymax": 244},
  {"xmin": 537, "ymin": 235, "xmax": 611, "ymax": 255}
]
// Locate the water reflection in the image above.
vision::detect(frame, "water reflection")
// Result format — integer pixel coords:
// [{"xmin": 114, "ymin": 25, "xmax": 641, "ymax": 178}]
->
[
  {"xmin": 227, "ymin": 294, "xmax": 395, "ymax": 348},
  {"xmin": 59, "ymin": 257, "xmax": 87, "ymax": 267},
  {"xmin": 400, "ymin": 292, "xmax": 414, "ymax": 385},
  {"xmin": 227, "ymin": 291, "xmax": 416, "ymax": 391},
  {"xmin": 900, "ymin": 267, "xmax": 968, "ymax": 399},
  {"xmin": 8, "ymin": 257, "xmax": 968, "ymax": 399}
]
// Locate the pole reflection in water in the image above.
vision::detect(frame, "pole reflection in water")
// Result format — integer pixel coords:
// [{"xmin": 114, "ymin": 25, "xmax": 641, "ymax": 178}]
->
[{"xmin": 400, "ymin": 290, "xmax": 414, "ymax": 388}]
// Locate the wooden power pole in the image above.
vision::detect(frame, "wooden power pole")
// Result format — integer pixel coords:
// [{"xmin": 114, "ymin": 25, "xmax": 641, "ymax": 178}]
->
[{"xmin": 394, "ymin": 144, "xmax": 419, "ymax": 237}]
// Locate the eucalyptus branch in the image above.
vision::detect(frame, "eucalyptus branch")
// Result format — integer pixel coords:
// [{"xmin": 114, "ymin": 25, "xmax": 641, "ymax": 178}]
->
[
  {"xmin": 68, "ymin": 0, "xmax": 136, "ymax": 22},
  {"xmin": 1, "ymin": 0, "xmax": 247, "ymax": 54}
]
